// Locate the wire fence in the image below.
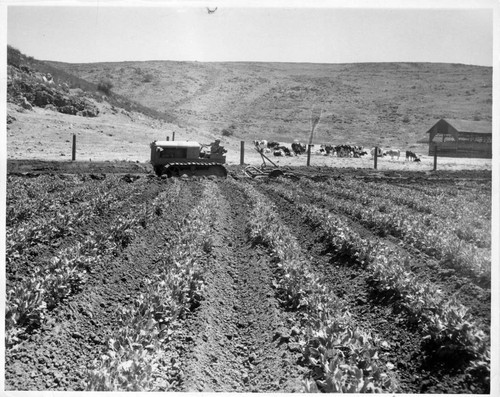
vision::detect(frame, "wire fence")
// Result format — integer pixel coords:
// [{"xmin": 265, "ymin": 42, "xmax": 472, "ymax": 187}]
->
[{"xmin": 237, "ymin": 140, "xmax": 492, "ymax": 172}]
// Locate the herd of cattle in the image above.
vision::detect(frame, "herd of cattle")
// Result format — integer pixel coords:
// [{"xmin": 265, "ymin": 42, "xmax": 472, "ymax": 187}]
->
[{"xmin": 253, "ymin": 140, "xmax": 421, "ymax": 161}]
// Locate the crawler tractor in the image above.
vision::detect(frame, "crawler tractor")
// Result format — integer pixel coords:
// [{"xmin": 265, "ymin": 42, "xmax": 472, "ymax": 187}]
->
[{"xmin": 150, "ymin": 140, "xmax": 228, "ymax": 178}]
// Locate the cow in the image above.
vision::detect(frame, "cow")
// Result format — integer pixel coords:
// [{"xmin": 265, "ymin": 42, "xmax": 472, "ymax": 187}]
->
[
  {"xmin": 320, "ymin": 144, "xmax": 334, "ymax": 155},
  {"xmin": 253, "ymin": 140, "xmax": 268, "ymax": 152},
  {"xmin": 277, "ymin": 145, "xmax": 291, "ymax": 156},
  {"xmin": 352, "ymin": 146, "xmax": 366, "ymax": 158},
  {"xmin": 334, "ymin": 144, "xmax": 363, "ymax": 158},
  {"xmin": 405, "ymin": 150, "xmax": 420, "ymax": 162},
  {"xmin": 336, "ymin": 145, "xmax": 351, "ymax": 157},
  {"xmin": 319, "ymin": 144, "xmax": 365, "ymax": 158},
  {"xmin": 383, "ymin": 149, "xmax": 400, "ymax": 160},
  {"xmin": 267, "ymin": 141, "xmax": 280, "ymax": 150},
  {"xmin": 291, "ymin": 142, "xmax": 306, "ymax": 155}
]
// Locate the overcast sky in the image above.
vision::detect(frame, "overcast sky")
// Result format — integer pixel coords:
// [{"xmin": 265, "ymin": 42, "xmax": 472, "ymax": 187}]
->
[{"xmin": 4, "ymin": 1, "xmax": 496, "ymax": 66}]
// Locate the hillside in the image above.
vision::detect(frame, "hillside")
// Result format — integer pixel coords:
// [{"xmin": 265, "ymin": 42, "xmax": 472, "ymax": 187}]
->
[
  {"xmin": 7, "ymin": 46, "xmax": 492, "ymax": 164},
  {"xmin": 6, "ymin": 47, "xmax": 187, "ymax": 163},
  {"xmin": 47, "ymin": 60, "xmax": 492, "ymax": 147}
]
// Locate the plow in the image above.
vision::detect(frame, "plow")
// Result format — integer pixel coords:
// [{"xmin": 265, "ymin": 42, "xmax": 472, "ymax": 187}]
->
[{"xmin": 244, "ymin": 146, "xmax": 299, "ymax": 179}]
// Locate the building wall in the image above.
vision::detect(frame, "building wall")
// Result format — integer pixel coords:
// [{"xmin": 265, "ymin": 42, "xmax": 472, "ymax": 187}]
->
[{"xmin": 428, "ymin": 141, "xmax": 492, "ymax": 158}]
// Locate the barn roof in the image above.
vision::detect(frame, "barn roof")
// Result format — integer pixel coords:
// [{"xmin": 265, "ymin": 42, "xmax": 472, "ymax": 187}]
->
[{"xmin": 426, "ymin": 118, "xmax": 492, "ymax": 135}]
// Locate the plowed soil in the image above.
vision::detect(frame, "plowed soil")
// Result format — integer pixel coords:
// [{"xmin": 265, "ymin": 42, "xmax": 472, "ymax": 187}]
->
[
  {"xmin": 4, "ymin": 161, "xmax": 491, "ymax": 393},
  {"xmin": 256, "ymin": 181, "xmax": 491, "ymax": 393}
]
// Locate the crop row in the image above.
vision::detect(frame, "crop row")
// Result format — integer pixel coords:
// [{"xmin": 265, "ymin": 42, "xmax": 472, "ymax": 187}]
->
[
  {"xmin": 263, "ymin": 181, "xmax": 490, "ymax": 381},
  {"xmin": 318, "ymin": 178, "xmax": 491, "ymax": 248},
  {"xmin": 380, "ymin": 180, "xmax": 489, "ymax": 219},
  {"xmin": 85, "ymin": 181, "xmax": 222, "ymax": 391},
  {"xmin": 5, "ymin": 177, "xmax": 170, "ymax": 348},
  {"xmin": 6, "ymin": 176, "xmax": 153, "ymax": 274},
  {"xmin": 297, "ymin": 178, "xmax": 490, "ymax": 285},
  {"xmin": 6, "ymin": 175, "xmax": 137, "ymax": 228},
  {"xmin": 397, "ymin": 180, "xmax": 491, "ymax": 200},
  {"xmin": 6, "ymin": 175, "xmax": 79, "ymax": 227},
  {"xmin": 234, "ymin": 179, "xmax": 398, "ymax": 393}
]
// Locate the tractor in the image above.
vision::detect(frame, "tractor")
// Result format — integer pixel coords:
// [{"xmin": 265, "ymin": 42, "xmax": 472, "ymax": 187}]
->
[{"xmin": 150, "ymin": 140, "xmax": 227, "ymax": 178}]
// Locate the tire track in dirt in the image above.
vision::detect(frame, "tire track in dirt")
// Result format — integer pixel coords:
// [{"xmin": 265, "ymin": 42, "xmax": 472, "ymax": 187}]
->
[
  {"xmin": 178, "ymin": 180, "xmax": 305, "ymax": 392},
  {"xmin": 5, "ymin": 179, "xmax": 204, "ymax": 391},
  {"xmin": 256, "ymin": 180, "xmax": 488, "ymax": 394}
]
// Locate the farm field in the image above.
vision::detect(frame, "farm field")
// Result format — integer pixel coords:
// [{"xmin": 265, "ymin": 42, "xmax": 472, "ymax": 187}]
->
[{"xmin": 4, "ymin": 166, "xmax": 491, "ymax": 393}]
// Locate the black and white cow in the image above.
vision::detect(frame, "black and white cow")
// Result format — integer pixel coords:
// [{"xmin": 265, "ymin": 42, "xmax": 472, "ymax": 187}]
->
[
  {"xmin": 291, "ymin": 142, "xmax": 307, "ymax": 155},
  {"xmin": 273, "ymin": 145, "xmax": 291, "ymax": 156},
  {"xmin": 406, "ymin": 150, "xmax": 421, "ymax": 162},
  {"xmin": 253, "ymin": 140, "xmax": 268, "ymax": 152},
  {"xmin": 320, "ymin": 144, "xmax": 334, "ymax": 155},
  {"xmin": 267, "ymin": 141, "xmax": 281, "ymax": 150}
]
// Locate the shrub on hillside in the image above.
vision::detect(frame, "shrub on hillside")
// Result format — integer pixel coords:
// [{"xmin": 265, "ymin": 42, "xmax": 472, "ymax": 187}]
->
[
  {"xmin": 142, "ymin": 73, "xmax": 154, "ymax": 83},
  {"xmin": 222, "ymin": 124, "xmax": 236, "ymax": 136},
  {"xmin": 97, "ymin": 79, "xmax": 114, "ymax": 95},
  {"xmin": 8, "ymin": 46, "xmax": 175, "ymax": 123},
  {"xmin": 7, "ymin": 46, "xmax": 23, "ymax": 68}
]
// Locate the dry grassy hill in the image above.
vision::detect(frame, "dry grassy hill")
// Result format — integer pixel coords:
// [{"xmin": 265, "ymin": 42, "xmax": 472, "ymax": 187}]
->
[
  {"xmin": 7, "ymin": 45, "xmax": 492, "ymax": 165},
  {"xmin": 47, "ymin": 60, "xmax": 492, "ymax": 148}
]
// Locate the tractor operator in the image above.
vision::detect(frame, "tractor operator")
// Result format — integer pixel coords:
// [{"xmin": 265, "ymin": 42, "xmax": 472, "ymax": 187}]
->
[{"xmin": 210, "ymin": 139, "xmax": 227, "ymax": 155}]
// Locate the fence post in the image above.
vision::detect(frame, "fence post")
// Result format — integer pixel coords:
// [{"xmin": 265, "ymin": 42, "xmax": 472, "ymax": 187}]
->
[
  {"xmin": 240, "ymin": 141, "xmax": 245, "ymax": 165},
  {"xmin": 374, "ymin": 146, "xmax": 378, "ymax": 169},
  {"xmin": 72, "ymin": 134, "xmax": 76, "ymax": 161},
  {"xmin": 433, "ymin": 143, "xmax": 438, "ymax": 171},
  {"xmin": 306, "ymin": 144, "xmax": 312, "ymax": 166},
  {"xmin": 172, "ymin": 131, "xmax": 175, "ymax": 141},
  {"xmin": 166, "ymin": 136, "xmax": 169, "ymax": 141}
]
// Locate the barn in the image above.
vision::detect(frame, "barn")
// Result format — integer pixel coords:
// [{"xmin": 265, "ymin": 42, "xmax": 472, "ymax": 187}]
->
[{"xmin": 426, "ymin": 118, "xmax": 492, "ymax": 158}]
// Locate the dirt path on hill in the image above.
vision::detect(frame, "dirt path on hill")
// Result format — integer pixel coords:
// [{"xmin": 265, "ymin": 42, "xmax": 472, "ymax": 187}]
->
[{"xmin": 175, "ymin": 180, "xmax": 305, "ymax": 392}]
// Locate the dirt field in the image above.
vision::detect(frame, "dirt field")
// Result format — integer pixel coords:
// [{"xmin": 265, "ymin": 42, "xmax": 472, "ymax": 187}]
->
[{"xmin": 5, "ymin": 162, "xmax": 491, "ymax": 393}]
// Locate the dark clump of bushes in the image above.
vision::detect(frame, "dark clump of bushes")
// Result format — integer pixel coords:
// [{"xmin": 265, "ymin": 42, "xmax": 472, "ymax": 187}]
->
[
  {"xmin": 7, "ymin": 45, "xmax": 175, "ymax": 123},
  {"xmin": 222, "ymin": 124, "xmax": 236, "ymax": 136},
  {"xmin": 142, "ymin": 73, "xmax": 154, "ymax": 83},
  {"xmin": 7, "ymin": 46, "xmax": 23, "ymax": 68},
  {"xmin": 97, "ymin": 79, "xmax": 114, "ymax": 95}
]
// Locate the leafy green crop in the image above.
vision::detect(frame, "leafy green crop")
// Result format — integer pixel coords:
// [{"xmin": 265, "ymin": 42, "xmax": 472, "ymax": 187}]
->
[
  {"xmin": 265, "ymin": 179, "xmax": 490, "ymax": 381},
  {"xmin": 85, "ymin": 181, "xmax": 222, "ymax": 391},
  {"xmin": 235, "ymin": 180, "xmax": 399, "ymax": 393}
]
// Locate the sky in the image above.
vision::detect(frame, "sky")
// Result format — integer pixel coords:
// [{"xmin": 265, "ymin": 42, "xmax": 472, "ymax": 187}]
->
[{"xmin": 3, "ymin": 1, "xmax": 497, "ymax": 66}]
